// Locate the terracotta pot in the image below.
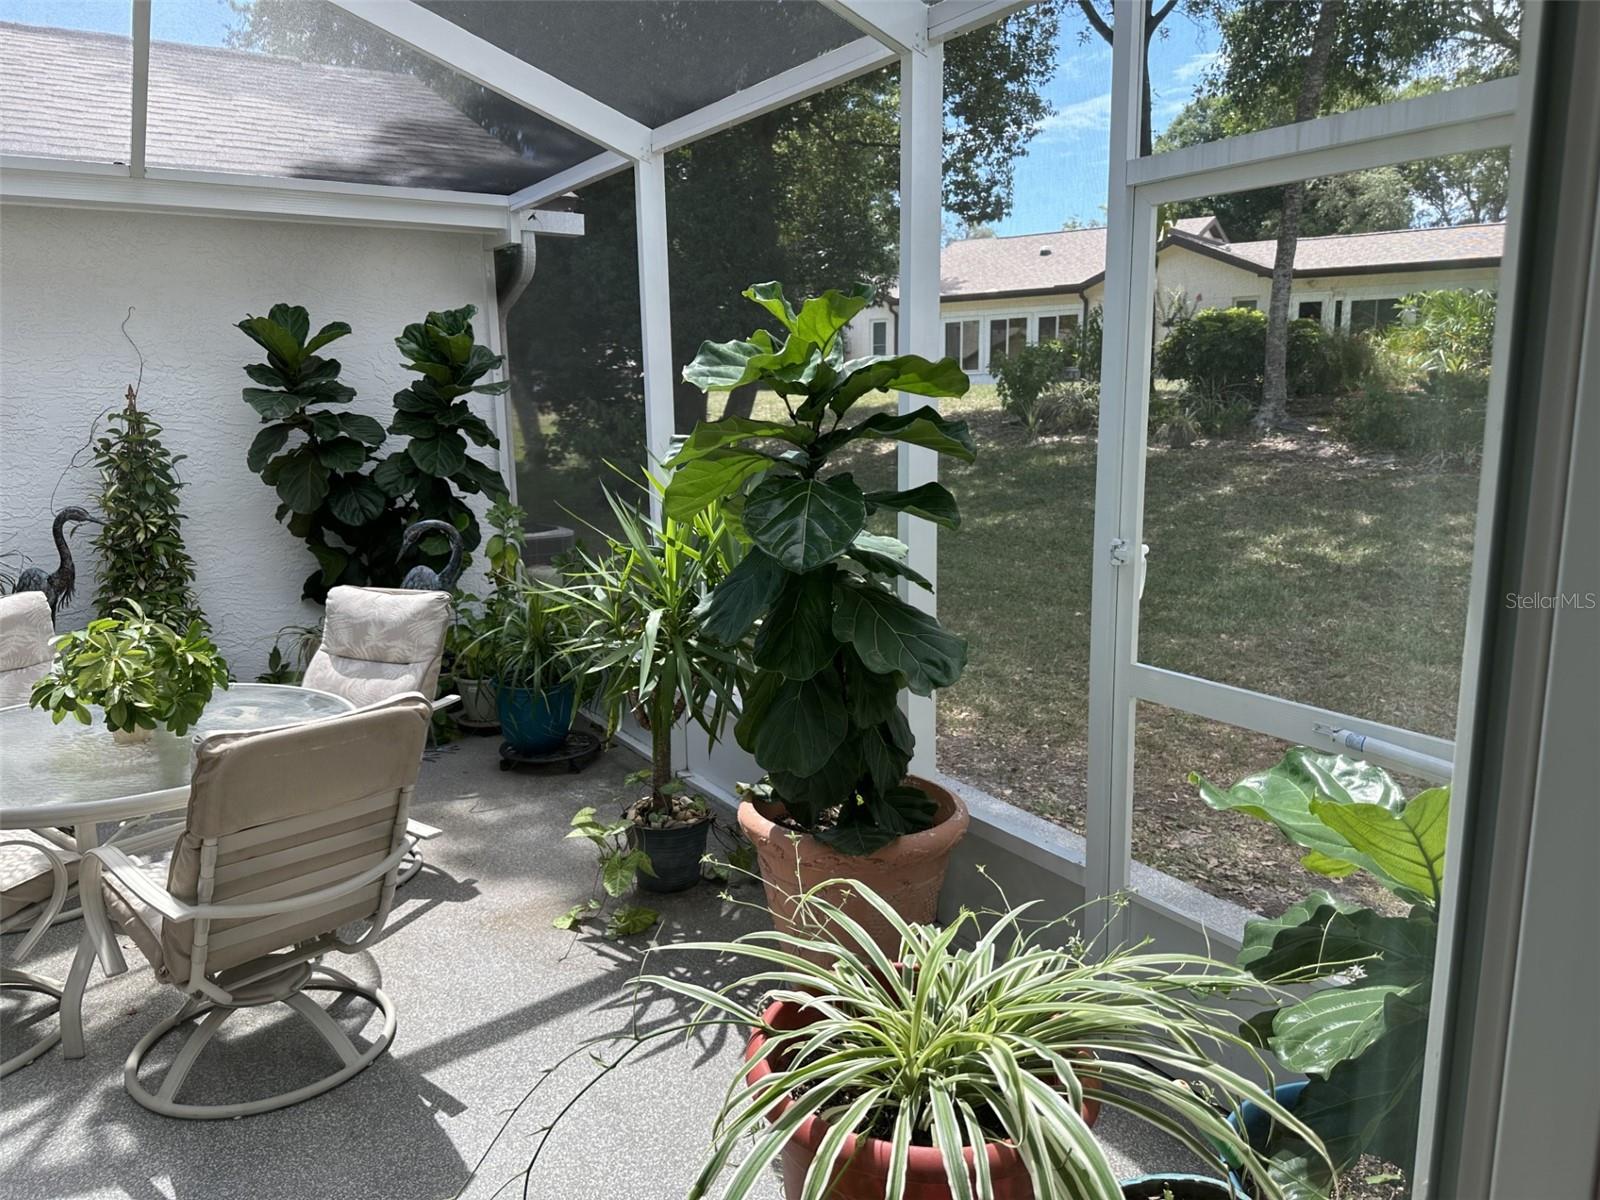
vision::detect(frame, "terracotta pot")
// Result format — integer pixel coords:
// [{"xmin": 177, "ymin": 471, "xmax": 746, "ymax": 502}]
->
[
  {"xmin": 737, "ymin": 776, "xmax": 969, "ymax": 957},
  {"xmin": 747, "ymin": 999, "xmax": 1100, "ymax": 1200}
]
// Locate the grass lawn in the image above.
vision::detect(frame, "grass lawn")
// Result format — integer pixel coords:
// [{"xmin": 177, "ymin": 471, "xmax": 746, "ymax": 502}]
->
[
  {"xmin": 520, "ymin": 383, "xmax": 1478, "ymax": 917},
  {"xmin": 743, "ymin": 383, "xmax": 1478, "ymax": 917}
]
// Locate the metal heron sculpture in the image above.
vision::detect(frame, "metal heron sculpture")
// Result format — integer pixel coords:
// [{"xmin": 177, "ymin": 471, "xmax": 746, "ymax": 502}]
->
[
  {"xmin": 13, "ymin": 505, "xmax": 99, "ymax": 618},
  {"xmin": 397, "ymin": 520, "xmax": 464, "ymax": 591}
]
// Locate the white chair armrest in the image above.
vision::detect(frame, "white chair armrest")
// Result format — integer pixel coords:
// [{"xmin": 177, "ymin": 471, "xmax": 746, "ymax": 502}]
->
[
  {"xmin": 92, "ymin": 840, "xmax": 416, "ymax": 923},
  {"xmin": 430, "ymin": 694, "xmax": 461, "ymax": 714},
  {"xmin": 0, "ymin": 838, "xmax": 74, "ymax": 958}
]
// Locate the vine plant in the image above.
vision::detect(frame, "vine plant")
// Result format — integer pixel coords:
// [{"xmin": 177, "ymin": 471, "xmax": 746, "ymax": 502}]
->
[{"xmin": 92, "ymin": 385, "xmax": 205, "ymax": 629}]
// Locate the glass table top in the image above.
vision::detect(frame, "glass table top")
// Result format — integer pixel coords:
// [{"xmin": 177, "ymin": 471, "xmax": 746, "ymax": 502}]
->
[{"xmin": 0, "ymin": 683, "xmax": 352, "ymax": 821}]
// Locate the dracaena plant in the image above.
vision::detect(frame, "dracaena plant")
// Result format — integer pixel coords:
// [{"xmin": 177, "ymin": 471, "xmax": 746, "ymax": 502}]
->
[
  {"xmin": 663, "ymin": 282, "xmax": 974, "ymax": 855},
  {"xmin": 545, "ymin": 484, "xmax": 745, "ymax": 819},
  {"xmin": 1193, "ymin": 750, "xmax": 1449, "ymax": 1190}
]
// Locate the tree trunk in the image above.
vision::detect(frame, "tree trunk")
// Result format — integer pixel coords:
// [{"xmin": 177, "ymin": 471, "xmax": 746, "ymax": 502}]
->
[
  {"xmin": 722, "ymin": 382, "xmax": 760, "ymax": 422},
  {"xmin": 650, "ymin": 690, "xmax": 675, "ymax": 805},
  {"xmin": 1257, "ymin": 0, "xmax": 1344, "ymax": 431}
]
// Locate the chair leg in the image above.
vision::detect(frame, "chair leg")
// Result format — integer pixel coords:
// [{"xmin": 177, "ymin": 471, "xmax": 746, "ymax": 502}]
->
[
  {"xmin": 59, "ymin": 931, "xmax": 96, "ymax": 1060},
  {"xmin": 124, "ymin": 967, "xmax": 397, "ymax": 1119},
  {"xmin": 395, "ymin": 844, "xmax": 424, "ymax": 886},
  {"xmin": 0, "ymin": 968, "xmax": 65, "ymax": 1077}
]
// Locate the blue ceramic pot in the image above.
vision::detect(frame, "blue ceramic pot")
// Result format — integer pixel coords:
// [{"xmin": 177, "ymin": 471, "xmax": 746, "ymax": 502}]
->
[
  {"xmin": 496, "ymin": 679, "xmax": 575, "ymax": 754},
  {"xmin": 1225, "ymin": 1079, "xmax": 1310, "ymax": 1196}
]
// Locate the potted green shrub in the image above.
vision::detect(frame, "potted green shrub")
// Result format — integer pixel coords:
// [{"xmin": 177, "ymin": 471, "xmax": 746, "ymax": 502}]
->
[
  {"xmin": 478, "ymin": 582, "xmax": 578, "ymax": 755},
  {"xmin": 448, "ymin": 501, "xmax": 529, "ymax": 730},
  {"xmin": 620, "ymin": 880, "xmax": 1323, "ymax": 1200},
  {"xmin": 547, "ymin": 488, "xmax": 746, "ymax": 892},
  {"xmin": 660, "ymin": 281, "xmax": 976, "ymax": 942},
  {"xmin": 30, "ymin": 603, "xmax": 230, "ymax": 743},
  {"xmin": 447, "ymin": 593, "xmax": 501, "ymax": 728},
  {"xmin": 1193, "ymin": 749, "xmax": 1449, "ymax": 1194}
]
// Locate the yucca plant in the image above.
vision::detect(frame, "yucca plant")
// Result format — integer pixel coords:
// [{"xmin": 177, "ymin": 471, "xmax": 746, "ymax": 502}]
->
[
  {"xmin": 545, "ymin": 484, "xmax": 746, "ymax": 819},
  {"xmin": 632, "ymin": 881, "xmax": 1327, "ymax": 1200}
]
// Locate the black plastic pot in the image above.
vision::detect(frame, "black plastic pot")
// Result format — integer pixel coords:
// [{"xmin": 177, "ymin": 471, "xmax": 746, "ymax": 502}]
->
[
  {"xmin": 1120, "ymin": 1175, "xmax": 1238, "ymax": 1200},
  {"xmin": 633, "ymin": 818, "xmax": 711, "ymax": 893}
]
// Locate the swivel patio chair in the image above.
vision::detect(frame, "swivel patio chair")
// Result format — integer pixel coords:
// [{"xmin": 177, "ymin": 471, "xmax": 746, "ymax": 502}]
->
[
  {"xmin": 78, "ymin": 693, "xmax": 432, "ymax": 1118},
  {"xmin": 1, "ymin": 835, "xmax": 76, "ymax": 1075},
  {"xmin": 0, "ymin": 590, "xmax": 54, "ymax": 706},
  {"xmin": 301, "ymin": 585, "xmax": 457, "ymax": 882}
]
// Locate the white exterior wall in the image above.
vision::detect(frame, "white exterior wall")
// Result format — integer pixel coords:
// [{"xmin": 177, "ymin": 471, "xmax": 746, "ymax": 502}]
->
[
  {"xmin": 0, "ymin": 205, "xmax": 499, "ymax": 680},
  {"xmin": 846, "ymin": 243, "xmax": 1499, "ymax": 384}
]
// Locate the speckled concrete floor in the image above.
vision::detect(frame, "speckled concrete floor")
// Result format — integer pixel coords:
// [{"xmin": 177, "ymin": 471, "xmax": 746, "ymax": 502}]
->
[{"xmin": 2, "ymin": 735, "xmax": 1197, "ymax": 1200}]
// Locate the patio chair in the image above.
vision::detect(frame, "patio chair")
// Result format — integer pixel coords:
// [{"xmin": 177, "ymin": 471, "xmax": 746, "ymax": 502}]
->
[
  {"xmin": 1, "ymin": 835, "xmax": 77, "ymax": 1076},
  {"xmin": 0, "ymin": 590, "xmax": 54, "ymax": 706},
  {"xmin": 301, "ymin": 585, "xmax": 457, "ymax": 882},
  {"xmin": 78, "ymin": 693, "xmax": 432, "ymax": 1119}
]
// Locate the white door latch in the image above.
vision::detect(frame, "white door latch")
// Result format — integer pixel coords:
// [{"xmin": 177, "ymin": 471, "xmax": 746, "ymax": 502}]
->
[{"xmin": 1109, "ymin": 540, "xmax": 1151, "ymax": 598}]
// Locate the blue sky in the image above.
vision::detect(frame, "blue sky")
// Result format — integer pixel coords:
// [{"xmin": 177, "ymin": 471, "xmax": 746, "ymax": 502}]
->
[
  {"xmin": 4, "ymin": 1, "xmax": 1207, "ymax": 237},
  {"xmin": 992, "ymin": 10, "xmax": 1219, "ymax": 234}
]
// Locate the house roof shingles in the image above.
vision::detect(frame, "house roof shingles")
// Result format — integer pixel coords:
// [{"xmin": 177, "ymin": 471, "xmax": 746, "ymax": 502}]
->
[
  {"xmin": 0, "ymin": 21, "xmax": 585, "ymax": 193},
  {"xmin": 927, "ymin": 221, "xmax": 1504, "ymax": 301}
]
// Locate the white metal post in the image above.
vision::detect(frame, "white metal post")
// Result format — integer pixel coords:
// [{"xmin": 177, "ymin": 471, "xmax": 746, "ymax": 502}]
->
[
  {"xmin": 1084, "ymin": 0, "xmax": 1148, "ymax": 948},
  {"xmin": 634, "ymin": 154, "xmax": 676, "ymax": 520},
  {"xmin": 129, "ymin": 1, "xmax": 150, "ymax": 178},
  {"xmin": 897, "ymin": 43, "xmax": 944, "ymax": 777}
]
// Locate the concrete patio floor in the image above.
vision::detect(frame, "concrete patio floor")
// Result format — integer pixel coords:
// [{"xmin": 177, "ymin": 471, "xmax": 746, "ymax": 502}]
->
[{"xmin": 2, "ymin": 733, "xmax": 1199, "ymax": 1200}]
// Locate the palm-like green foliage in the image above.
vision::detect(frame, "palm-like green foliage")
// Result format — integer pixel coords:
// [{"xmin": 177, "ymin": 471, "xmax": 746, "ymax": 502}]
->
[
  {"xmin": 641, "ymin": 881, "xmax": 1326, "ymax": 1200},
  {"xmin": 545, "ymin": 486, "xmax": 746, "ymax": 811},
  {"xmin": 482, "ymin": 582, "xmax": 574, "ymax": 693}
]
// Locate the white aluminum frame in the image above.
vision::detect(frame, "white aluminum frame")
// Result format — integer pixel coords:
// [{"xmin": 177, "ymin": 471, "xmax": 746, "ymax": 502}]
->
[{"xmin": 1089, "ymin": 2, "xmax": 1535, "ymax": 1193}]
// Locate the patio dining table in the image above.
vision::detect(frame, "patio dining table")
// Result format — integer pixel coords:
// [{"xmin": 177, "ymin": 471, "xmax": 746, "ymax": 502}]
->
[{"xmin": 0, "ymin": 682, "xmax": 355, "ymax": 1058}]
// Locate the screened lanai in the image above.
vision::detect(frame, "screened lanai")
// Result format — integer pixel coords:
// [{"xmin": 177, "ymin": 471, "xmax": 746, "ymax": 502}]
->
[{"xmin": 1, "ymin": 2, "xmax": 1596, "ymax": 1198}]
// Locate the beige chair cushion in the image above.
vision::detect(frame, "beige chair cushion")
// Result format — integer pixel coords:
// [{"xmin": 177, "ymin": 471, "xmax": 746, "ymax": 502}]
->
[
  {"xmin": 0, "ymin": 831, "xmax": 77, "ymax": 923},
  {"xmin": 0, "ymin": 591, "xmax": 54, "ymax": 706},
  {"xmin": 301, "ymin": 586, "xmax": 451, "ymax": 708},
  {"xmin": 104, "ymin": 695, "xmax": 433, "ymax": 986}
]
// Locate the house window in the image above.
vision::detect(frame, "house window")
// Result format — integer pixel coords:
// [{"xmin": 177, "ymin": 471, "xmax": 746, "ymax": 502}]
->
[
  {"xmin": 988, "ymin": 317, "xmax": 1027, "ymax": 364},
  {"xmin": 1348, "ymin": 297, "xmax": 1401, "ymax": 332},
  {"xmin": 1297, "ymin": 300, "xmax": 1324, "ymax": 322},
  {"xmin": 943, "ymin": 319, "xmax": 979, "ymax": 371},
  {"xmin": 870, "ymin": 319, "xmax": 889, "ymax": 356},
  {"xmin": 1037, "ymin": 313, "xmax": 1078, "ymax": 343},
  {"xmin": 1231, "ymin": 296, "xmax": 1259, "ymax": 310}
]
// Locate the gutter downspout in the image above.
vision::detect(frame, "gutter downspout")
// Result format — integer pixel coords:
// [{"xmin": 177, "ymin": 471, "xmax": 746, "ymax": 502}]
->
[{"xmin": 491, "ymin": 227, "xmax": 538, "ymax": 505}]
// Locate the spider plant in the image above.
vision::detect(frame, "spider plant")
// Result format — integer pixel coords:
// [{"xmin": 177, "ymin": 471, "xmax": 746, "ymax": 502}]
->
[
  {"xmin": 639, "ymin": 881, "xmax": 1327, "ymax": 1200},
  {"xmin": 543, "ymin": 483, "xmax": 746, "ymax": 820},
  {"xmin": 483, "ymin": 580, "xmax": 575, "ymax": 692}
]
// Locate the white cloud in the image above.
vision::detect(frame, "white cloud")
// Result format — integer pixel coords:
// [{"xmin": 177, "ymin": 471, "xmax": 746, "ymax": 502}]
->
[
  {"xmin": 1035, "ymin": 92, "xmax": 1112, "ymax": 140},
  {"xmin": 1169, "ymin": 50, "xmax": 1219, "ymax": 87}
]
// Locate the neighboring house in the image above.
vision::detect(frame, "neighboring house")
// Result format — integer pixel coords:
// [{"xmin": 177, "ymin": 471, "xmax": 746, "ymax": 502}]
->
[{"xmin": 851, "ymin": 216, "xmax": 1504, "ymax": 381}]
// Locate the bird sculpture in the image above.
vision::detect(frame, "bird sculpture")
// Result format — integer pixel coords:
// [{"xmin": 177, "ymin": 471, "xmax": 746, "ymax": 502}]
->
[
  {"xmin": 397, "ymin": 520, "xmax": 464, "ymax": 591},
  {"xmin": 13, "ymin": 505, "xmax": 99, "ymax": 619}
]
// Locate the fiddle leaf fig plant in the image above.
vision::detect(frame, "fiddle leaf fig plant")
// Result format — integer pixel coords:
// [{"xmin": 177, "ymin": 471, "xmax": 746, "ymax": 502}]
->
[
  {"xmin": 30, "ymin": 602, "xmax": 230, "ymax": 736},
  {"xmin": 663, "ymin": 282, "xmax": 974, "ymax": 855},
  {"xmin": 1193, "ymin": 749, "xmax": 1449, "ymax": 1185},
  {"xmin": 237, "ymin": 303, "xmax": 509, "ymax": 601}
]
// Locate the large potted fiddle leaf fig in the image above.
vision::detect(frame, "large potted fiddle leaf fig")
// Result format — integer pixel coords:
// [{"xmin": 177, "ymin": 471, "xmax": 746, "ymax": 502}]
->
[
  {"xmin": 662, "ymin": 281, "xmax": 975, "ymax": 947},
  {"xmin": 1193, "ymin": 749, "xmax": 1449, "ymax": 1195}
]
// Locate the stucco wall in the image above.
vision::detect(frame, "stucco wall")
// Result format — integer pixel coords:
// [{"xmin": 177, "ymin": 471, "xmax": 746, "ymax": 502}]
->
[{"xmin": 0, "ymin": 205, "xmax": 500, "ymax": 680}]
